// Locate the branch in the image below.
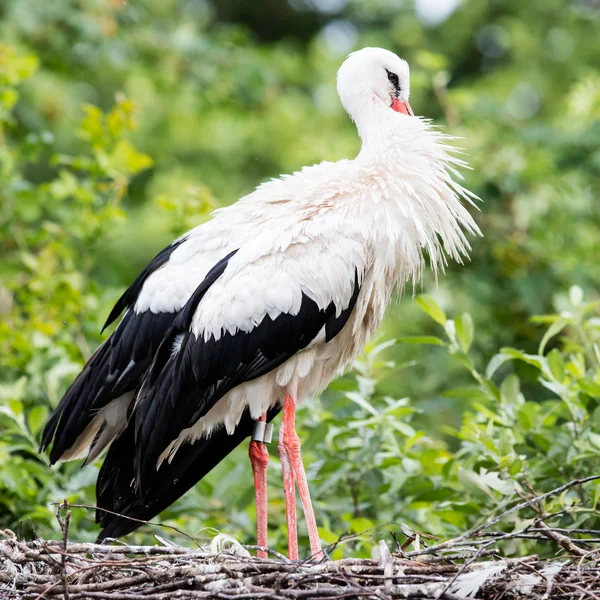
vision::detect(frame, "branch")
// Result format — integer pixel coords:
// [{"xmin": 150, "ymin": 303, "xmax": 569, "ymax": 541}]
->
[{"xmin": 404, "ymin": 475, "xmax": 600, "ymax": 558}]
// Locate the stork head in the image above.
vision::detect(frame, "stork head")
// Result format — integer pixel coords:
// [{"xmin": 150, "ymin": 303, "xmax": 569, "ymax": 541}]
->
[{"xmin": 337, "ymin": 48, "xmax": 414, "ymax": 133}]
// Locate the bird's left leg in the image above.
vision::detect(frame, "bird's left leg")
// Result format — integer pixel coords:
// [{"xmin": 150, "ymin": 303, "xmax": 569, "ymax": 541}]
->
[
  {"xmin": 281, "ymin": 393, "xmax": 324, "ymax": 560},
  {"xmin": 249, "ymin": 412, "xmax": 270, "ymax": 558},
  {"xmin": 278, "ymin": 404, "xmax": 299, "ymax": 560}
]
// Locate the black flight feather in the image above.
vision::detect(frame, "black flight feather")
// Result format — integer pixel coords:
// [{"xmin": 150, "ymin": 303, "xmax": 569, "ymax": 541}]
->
[
  {"xmin": 132, "ymin": 270, "xmax": 361, "ymax": 497},
  {"xmin": 95, "ymin": 406, "xmax": 280, "ymax": 541},
  {"xmin": 40, "ymin": 310, "xmax": 175, "ymax": 464},
  {"xmin": 102, "ymin": 237, "xmax": 187, "ymax": 333},
  {"xmin": 40, "ymin": 237, "xmax": 189, "ymax": 464}
]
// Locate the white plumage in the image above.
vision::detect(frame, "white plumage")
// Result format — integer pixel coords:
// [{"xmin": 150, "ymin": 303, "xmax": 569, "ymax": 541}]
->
[
  {"xmin": 41, "ymin": 47, "xmax": 480, "ymax": 548},
  {"xmin": 145, "ymin": 57, "xmax": 479, "ymax": 455}
]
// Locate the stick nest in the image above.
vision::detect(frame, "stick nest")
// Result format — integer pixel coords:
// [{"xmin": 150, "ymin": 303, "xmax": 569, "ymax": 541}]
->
[
  {"xmin": 2, "ymin": 535, "xmax": 600, "ymax": 600},
  {"xmin": 3, "ymin": 476, "xmax": 600, "ymax": 599}
]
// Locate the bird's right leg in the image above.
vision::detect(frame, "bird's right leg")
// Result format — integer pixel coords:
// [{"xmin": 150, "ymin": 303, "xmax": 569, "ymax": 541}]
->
[
  {"xmin": 277, "ymin": 406, "xmax": 299, "ymax": 560},
  {"xmin": 249, "ymin": 413, "xmax": 270, "ymax": 558},
  {"xmin": 280, "ymin": 393, "xmax": 323, "ymax": 560}
]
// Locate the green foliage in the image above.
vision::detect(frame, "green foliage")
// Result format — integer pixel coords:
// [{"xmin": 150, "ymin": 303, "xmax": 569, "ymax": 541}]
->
[
  {"xmin": 0, "ymin": 45, "xmax": 155, "ymax": 540},
  {"xmin": 299, "ymin": 289, "xmax": 600, "ymax": 557},
  {"xmin": 0, "ymin": 0, "xmax": 599, "ymax": 557}
]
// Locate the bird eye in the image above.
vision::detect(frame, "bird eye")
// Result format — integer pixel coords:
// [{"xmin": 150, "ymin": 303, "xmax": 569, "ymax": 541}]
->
[{"xmin": 386, "ymin": 69, "xmax": 400, "ymax": 89}]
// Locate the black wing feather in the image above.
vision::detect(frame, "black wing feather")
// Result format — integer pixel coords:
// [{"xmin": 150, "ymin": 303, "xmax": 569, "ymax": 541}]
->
[
  {"xmin": 44, "ymin": 236, "xmax": 360, "ymax": 541},
  {"xmin": 132, "ymin": 270, "xmax": 361, "ymax": 497},
  {"xmin": 40, "ymin": 310, "xmax": 175, "ymax": 463},
  {"xmin": 102, "ymin": 237, "xmax": 187, "ymax": 332},
  {"xmin": 95, "ymin": 406, "xmax": 281, "ymax": 541},
  {"xmin": 40, "ymin": 238, "xmax": 188, "ymax": 463}
]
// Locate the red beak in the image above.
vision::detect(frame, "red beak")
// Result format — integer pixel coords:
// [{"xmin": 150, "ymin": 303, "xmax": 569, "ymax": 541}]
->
[{"xmin": 391, "ymin": 98, "xmax": 414, "ymax": 116}]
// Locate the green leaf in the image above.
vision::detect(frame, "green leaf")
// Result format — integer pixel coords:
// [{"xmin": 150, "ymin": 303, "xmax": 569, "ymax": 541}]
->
[
  {"xmin": 397, "ymin": 336, "xmax": 445, "ymax": 346},
  {"xmin": 579, "ymin": 378, "xmax": 600, "ymax": 398},
  {"xmin": 530, "ymin": 433, "xmax": 551, "ymax": 452},
  {"xmin": 455, "ymin": 313, "xmax": 474, "ymax": 353},
  {"xmin": 457, "ymin": 468, "xmax": 494, "ymax": 499},
  {"xmin": 392, "ymin": 421, "xmax": 417, "ymax": 437},
  {"xmin": 448, "ymin": 502, "xmax": 481, "ymax": 515},
  {"xmin": 369, "ymin": 338, "xmax": 397, "ymax": 357},
  {"xmin": 509, "ymin": 458, "xmax": 524, "ymax": 476},
  {"xmin": 27, "ymin": 406, "xmax": 48, "ymax": 436},
  {"xmin": 500, "ymin": 374, "xmax": 521, "ymax": 406},
  {"xmin": 345, "ymin": 392, "xmax": 378, "ymax": 416},
  {"xmin": 404, "ymin": 431, "xmax": 426, "ymax": 451},
  {"xmin": 500, "ymin": 348, "xmax": 544, "ymax": 369},
  {"xmin": 486, "ymin": 353, "xmax": 514, "ymax": 379},
  {"xmin": 499, "ymin": 347, "xmax": 526, "ymax": 359},
  {"xmin": 382, "ymin": 397, "xmax": 413, "ymax": 416},
  {"xmin": 349, "ymin": 517, "xmax": 375, "ymax": 533},
  {"xmin": 401, "ymin": 477, "xmax": 435, "ymax": 498},
  {"xmin": 518, "ymin": 403, "xmax": 540, "ymax": 431},
  {"xmin": 0, "ymin": 376, "xmax": 27, "ymax": 402},
  {"xmin": 498, "ymin": 429, "xmax": 513, "ymax": 455},
  {"xmin": 546, "ymin": 349, "xmax": 565, "ymax": 382},
  {"xmin": 587, "ymin": 432, "xmax": 600, "ymax": 450},
  {"xmin": 530, "ymin": 314, "xmax": 561, "ymax": 324},
  {"xmin": 106, "ymin": 139, "xmax": 154, "ymax": 177},
  {"xmin": 416, "ymin": 295, "xmax": 446, "ymax": 326},
  {"xmin": 441, "ymin": 386, "xmax": 487, "ymax": 399},
  {"xmin": 538, "ymin": 317, "xmax": 569, "ymax": 355}
]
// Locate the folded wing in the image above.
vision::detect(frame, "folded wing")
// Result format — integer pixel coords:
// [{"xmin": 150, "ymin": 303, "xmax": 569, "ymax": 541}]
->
[{"xmin": 39, "ymin": 232, "xmax": 229, "ymax": 465}]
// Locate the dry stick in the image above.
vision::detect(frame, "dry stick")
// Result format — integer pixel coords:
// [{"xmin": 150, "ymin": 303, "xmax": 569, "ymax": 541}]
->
[
  {"xmin": 535, "ymin": 520, "xmax": 589, "ymax": 557},
  {"xmin": 7, "ymin": 554, "xmax": 600, "ymax": 600},
  {"xmin": 34, "ymin": 503, "xmax": 160, "ymax": 600},
  {"xmin": 476, "ymin": 530, "xmax": 600, "ymax": 541},
  {"xmin": 563, "ymin": 582, "xmax": 600, "ymax": 600},
  {"xmin": 32, "ymin": 564, "xmax": 97, "ymax": 600},
  {"xmin": 21, "ymin": 553, "xmax": 464, "ymax": 591},
  {"xmin": 453, "ymin": 530, "xmax": 600, "ymax": 548},
  {"xmin": 243, "ymin": 546, "xmax": 291, "ymax": 561},
  {"xmin": 43, "ymin": 573, "xmax": 155, "ymax": 596},
  {"xmin": 55, "ymin": 500, "xmax": 71, "ymax": 600},
  {"xmin": 404, "ymin": 475, "xmax": 600, "ymax": 558},
  {"xmin": 534, "ymin": 528, "xmax": 600, "ymax": 536},
  {"xmin": 56, "ymin": 502, "xmax": 202, "ymax": 548},
  {"xmin": 526, "ymin": 485, "xmax": 591, "ymax": 559},
  {"xmin": 322, "ymin": 562, "xmax": 389, "ymax": 600},
  {"xmin": 37, "ymin": 542, "xmax": 191, "ymax": 557}
]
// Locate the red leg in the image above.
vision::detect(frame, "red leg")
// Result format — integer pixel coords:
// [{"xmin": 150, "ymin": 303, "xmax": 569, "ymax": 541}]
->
[
  {"xmin": 278, "ymin": 405, "xmax": 299, "ymax": 560},
  {"xmin": 281, "ymin": 393, "xmax": 324, "ymax": 560},
  {"xmin": 249, "ymin": 413, "xmax": 269, "ymax": 558}
]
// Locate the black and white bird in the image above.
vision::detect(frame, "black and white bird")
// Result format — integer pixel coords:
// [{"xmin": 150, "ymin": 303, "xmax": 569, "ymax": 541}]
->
[{"xmin": 40, "ymin": 47, "xmax": 479, "ymax": 559}]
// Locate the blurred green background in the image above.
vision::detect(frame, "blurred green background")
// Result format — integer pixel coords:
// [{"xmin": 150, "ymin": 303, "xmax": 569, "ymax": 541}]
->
[{"xmin": 1, "ymin": 0, "xmax": 600, "ymax": 557}]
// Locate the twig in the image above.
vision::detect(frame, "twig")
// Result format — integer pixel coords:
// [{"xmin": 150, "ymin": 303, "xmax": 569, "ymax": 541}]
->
[
  {"xmin": 404, "ymin": 475, "xmax": 600, "ymax": 557},
  {"xmin": 54, "ymin": 502, "xmax": 202, "ymax": 548},
  {"xmin": 243, "ymin": 546, "xmax": 291, "ymax": 561},
  {"xmin": 535, "ymin": 520, "xmax": 589, "ymax": 557},
  {"xmin": 56, "ymin": 500, "xmax": 71, "ymax": 600}
]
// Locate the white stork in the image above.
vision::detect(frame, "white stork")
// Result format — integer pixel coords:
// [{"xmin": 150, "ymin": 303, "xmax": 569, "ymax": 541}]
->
[{"xmin": 40, "ymin": 47, "xmax": 480, "ymax": 559}]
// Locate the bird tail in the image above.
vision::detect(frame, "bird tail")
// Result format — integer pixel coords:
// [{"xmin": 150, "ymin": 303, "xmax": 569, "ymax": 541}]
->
[{"xmin": 96, "ymin": 406, "xmax": 280, "ymax": 542}]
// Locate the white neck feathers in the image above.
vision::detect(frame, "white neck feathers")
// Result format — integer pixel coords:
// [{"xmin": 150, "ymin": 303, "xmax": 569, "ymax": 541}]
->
[{"xmin": 352, "ymin": 116, "xmax": 481, "ymax": 289}]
